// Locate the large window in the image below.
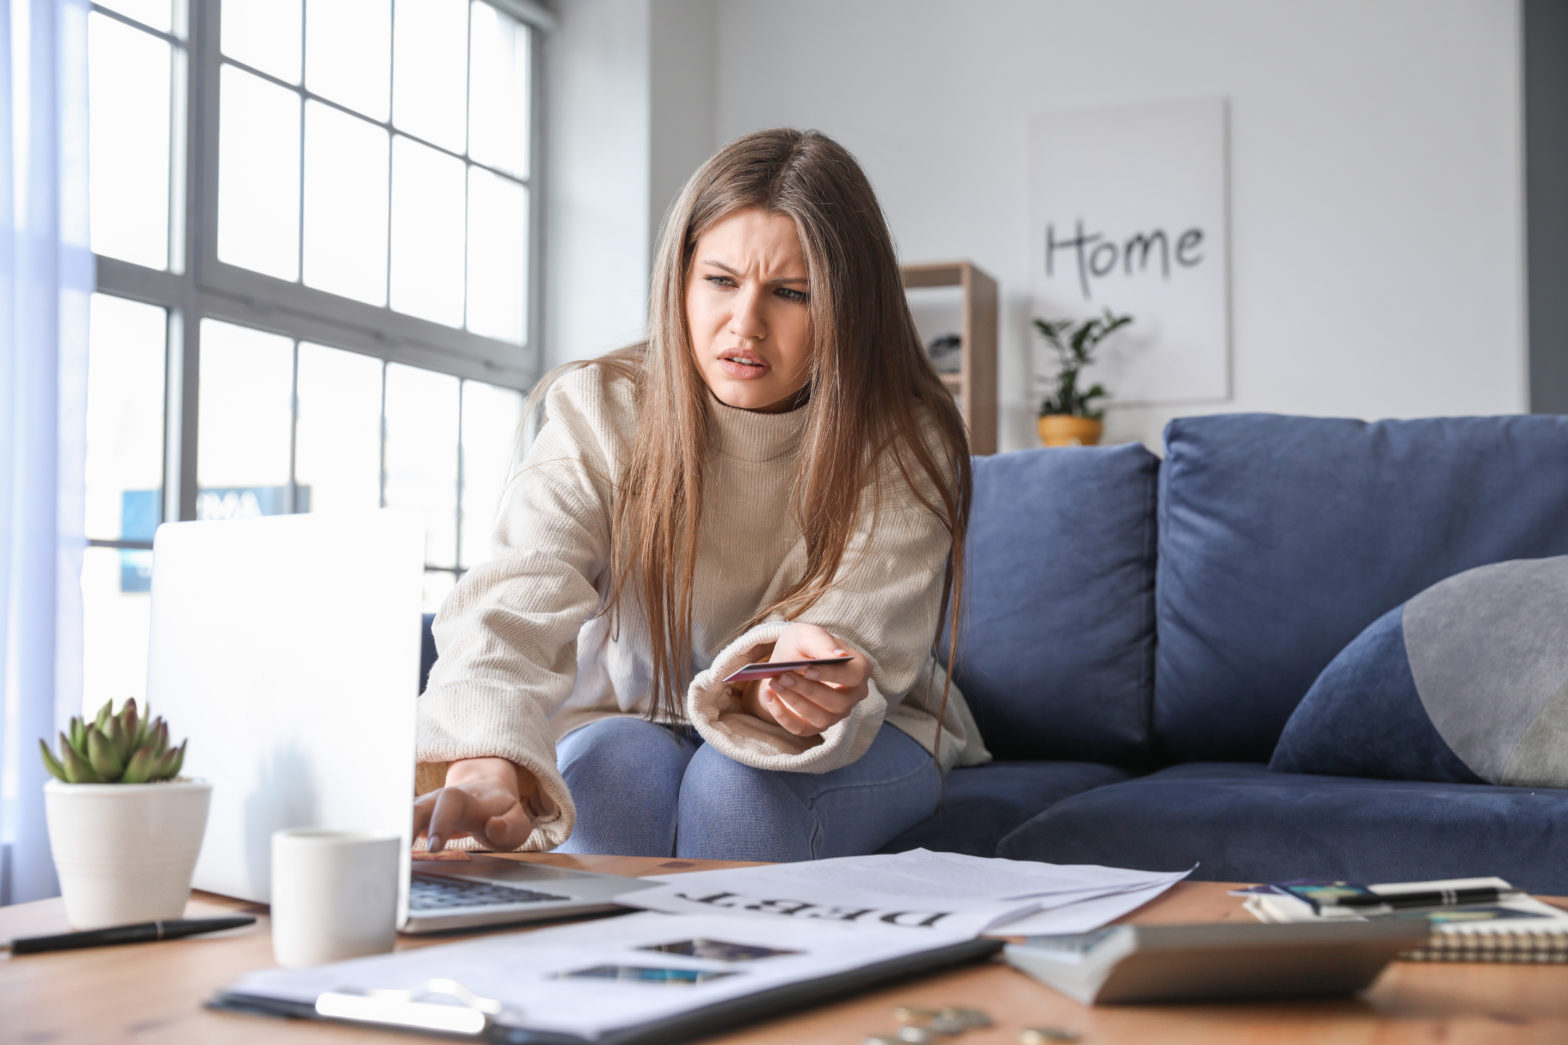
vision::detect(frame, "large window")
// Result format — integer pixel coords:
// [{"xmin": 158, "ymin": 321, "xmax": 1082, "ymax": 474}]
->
[{"xmin": 84, "ymin": 0, "xmax": 551, "ymax": 713}]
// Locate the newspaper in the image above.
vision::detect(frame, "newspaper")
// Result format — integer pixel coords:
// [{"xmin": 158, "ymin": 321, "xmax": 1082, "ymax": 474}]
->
[{"xmin": 622, "ymin": 849, "xmax": 1191, "ymax": 937}]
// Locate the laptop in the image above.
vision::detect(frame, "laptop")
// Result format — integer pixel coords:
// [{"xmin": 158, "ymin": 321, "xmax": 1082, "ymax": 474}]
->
[{"xmin": 146, "ymin": 509, "xmax": 652, "ymax": 933}]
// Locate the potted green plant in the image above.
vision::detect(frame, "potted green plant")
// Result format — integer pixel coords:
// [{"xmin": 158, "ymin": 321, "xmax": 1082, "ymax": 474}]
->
[
  {"xmin": 1033, "ymin": 308, "xmax": 1134, "ymax": 447},
  {"xmin": 40, "ymin": 698, "xmax": 210, "ymax": 928}
]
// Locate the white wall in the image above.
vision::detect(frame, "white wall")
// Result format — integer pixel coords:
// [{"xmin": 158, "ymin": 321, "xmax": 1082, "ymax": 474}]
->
[
  {"xmin": 540, "ymin": 0, "xmax": 653, "ymax": 369},
  {"xmin": 541, "ymin": 0, "xmax": 718, "ymax": 371},
  {"xmin": 550, "ymin": 0, "xmax": 1527, "ymax": 453},
  {"xmin": 648, "ymin": 0, "xmax": 718, "ymax": 260}
]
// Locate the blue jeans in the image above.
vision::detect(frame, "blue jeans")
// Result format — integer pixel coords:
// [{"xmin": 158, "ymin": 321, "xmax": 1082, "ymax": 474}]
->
[{"xmin": 553, "ymin": 717, "xmax": 941, "ymax": 861}]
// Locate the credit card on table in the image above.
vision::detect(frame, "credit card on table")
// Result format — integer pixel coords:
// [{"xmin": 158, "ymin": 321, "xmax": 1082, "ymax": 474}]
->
[{"xmin": 722, "ymin": 655, "xmax": 853, "ymax": 683}]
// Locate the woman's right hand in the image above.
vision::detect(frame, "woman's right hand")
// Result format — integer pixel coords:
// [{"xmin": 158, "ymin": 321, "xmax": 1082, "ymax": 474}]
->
[{"xmin": 412, "ymin": 756, "xmax": 536, "ymax": 852}]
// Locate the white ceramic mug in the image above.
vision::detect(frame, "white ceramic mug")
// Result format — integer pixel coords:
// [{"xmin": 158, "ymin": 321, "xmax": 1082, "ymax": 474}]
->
[{"xmin": 270, "ymin": 829, "xmax": 401, "ymax": 967}]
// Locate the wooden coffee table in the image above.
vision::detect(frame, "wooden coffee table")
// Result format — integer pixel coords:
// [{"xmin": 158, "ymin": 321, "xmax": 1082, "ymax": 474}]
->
[{"xmin": 3, "ymin": 853, "xmax": 1565, "ymax": 1043}]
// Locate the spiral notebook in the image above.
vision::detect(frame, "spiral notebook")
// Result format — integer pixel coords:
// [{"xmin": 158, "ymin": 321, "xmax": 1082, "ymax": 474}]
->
[{"xmin": 1241, "ymin": 877, "xmax": 1568, "ymax": 963}]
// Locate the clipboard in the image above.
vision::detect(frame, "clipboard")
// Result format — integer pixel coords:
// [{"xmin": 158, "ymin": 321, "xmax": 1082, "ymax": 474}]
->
[{"xmin": 207, "ymin": 936, "xmax": 1002, "ymax": 1043}]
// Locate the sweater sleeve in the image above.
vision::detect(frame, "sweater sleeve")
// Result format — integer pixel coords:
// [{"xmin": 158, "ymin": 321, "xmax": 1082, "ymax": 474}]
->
[
  {"xmin": 414, "ymin": 368, "xmax": 619, "ymax": 850},
  {"xmin": 683, "ymin": 441, "xmax": 957, "ymax": 774}
]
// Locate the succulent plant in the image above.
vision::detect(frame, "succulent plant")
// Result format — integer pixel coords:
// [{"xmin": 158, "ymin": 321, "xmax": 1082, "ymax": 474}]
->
[{"xmin": 39, "ymin": 698, "xmax": 187, "ymax": 784}]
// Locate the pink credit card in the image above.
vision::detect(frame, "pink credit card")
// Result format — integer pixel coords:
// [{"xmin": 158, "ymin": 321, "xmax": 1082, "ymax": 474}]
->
[{"xmin": 722, "ymin": 655, "xmax": 853, "ymax": 683}]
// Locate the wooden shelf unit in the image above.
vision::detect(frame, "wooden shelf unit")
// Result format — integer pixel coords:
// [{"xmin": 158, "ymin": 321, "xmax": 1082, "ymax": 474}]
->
[{"xmin": 901, "ymin": 260, "xmax": 998, "ymax": 455}]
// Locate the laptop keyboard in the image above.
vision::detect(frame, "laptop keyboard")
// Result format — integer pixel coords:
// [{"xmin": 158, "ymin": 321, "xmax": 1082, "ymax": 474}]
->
[{"xmin": 409, "ymin": 872, "xmax": 571, "ymax": 910}]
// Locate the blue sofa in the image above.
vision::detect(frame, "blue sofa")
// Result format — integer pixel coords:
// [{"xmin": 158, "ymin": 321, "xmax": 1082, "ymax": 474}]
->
[
  {"xmin": 419, "ymin": 413, "xmax": 1568, "ymax": 892},
  {"xmin": 880, "ymin": 412, "xmax": 1568, "ymax": 894}
]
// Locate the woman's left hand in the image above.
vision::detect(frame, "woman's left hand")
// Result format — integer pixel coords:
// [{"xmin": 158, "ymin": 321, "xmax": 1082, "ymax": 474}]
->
[{"xmin": 739, "ymin": 622, "xmax": 869, "ymax": 737}]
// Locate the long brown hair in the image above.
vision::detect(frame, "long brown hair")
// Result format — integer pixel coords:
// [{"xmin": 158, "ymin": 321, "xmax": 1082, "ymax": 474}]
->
[{"xmin": 537, "ymin": 129, "xmax": 971, "ymax": 734}]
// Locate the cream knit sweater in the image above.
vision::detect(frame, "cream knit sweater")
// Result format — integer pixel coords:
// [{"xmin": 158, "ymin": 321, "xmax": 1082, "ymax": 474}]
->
[{"xmin": 414, "ymin": 363, "xmax": 989, "ymax": 851}]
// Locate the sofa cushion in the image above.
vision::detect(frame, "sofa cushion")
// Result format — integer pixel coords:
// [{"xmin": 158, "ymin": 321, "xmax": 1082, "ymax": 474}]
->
[
  {"xmin": 1154, "ymin": 413, "xmax": 1568, "ymax": 763},
  {"xmin": 1271, "ymin": 556, "xmax": 1568, "ymax": 787},
  {"xmin": 995, "ymin": 762, "xmax": 1568, "ymax": 894},
  {"xmin": 946, "ymin": 445, "xmax": 1158, "ymax": 764},
  {"xmin": 877, "ymin": 760, "xmax": 1132, "ymax": 857}
]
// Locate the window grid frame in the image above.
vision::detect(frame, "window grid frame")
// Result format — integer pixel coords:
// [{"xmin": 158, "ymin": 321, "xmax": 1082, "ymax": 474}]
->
[
  {"xmin": 196, "ymin": 2, "xmax": 541, "ymax": 387},
  {"xmin": 88, "ymin": 0, "xmax": 548, "ymax": 569},
  {"xmin": 82, "ymin": 324, "xmax": 478, "ymax": 597}
]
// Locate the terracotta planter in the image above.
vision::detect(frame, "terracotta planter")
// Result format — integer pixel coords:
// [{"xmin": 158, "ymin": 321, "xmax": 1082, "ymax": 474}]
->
[
  {"xmin": 44, "ymin": 778, "xmax": 212, "ymax": 929},
  {"xmin": 1037, "ymin": 415, "xmax": 1104, "ymax": 447}
]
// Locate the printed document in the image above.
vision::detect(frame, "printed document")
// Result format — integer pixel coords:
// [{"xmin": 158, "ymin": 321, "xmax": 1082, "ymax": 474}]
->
[{"xmin": 220, "ymin": 911, "xmax": 976, "ymax": 1040}]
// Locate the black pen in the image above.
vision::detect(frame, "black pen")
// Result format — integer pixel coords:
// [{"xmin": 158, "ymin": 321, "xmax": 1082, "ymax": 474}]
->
[
  {"xmin": 1324, "ymin": 886, "xmax": 1519, "ymax": 911},
  {"xmin": 2, "ymin": 915, "xmax": 256, "ymax": 954}
]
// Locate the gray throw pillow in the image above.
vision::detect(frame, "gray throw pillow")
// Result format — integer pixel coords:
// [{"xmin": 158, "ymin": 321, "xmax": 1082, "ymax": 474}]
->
[{"xmin": 1270, "ymin": 556, "xmax": 1568, "ymax": 788}]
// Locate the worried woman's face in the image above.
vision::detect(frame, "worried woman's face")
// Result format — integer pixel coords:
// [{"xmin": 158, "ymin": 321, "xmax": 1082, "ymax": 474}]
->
[{"xmin": 684, "ymin": 207, "xmax": 814, "ymax": 413}]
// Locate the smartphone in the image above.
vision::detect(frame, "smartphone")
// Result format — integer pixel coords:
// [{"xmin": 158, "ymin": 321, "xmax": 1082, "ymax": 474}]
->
[{"xmin": 722, "ymin": 655, "xmax": 853, "ymax": 684}]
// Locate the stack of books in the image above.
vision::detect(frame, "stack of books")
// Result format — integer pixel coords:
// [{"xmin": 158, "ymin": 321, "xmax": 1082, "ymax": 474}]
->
[{"xmin": 1240, "ymin": 876, "xmax": 1568, "ymax": 963}]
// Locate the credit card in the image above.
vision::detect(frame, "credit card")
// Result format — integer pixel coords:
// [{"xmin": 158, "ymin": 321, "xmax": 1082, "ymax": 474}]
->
[{"xmin": 722, "ymin": 655, "xmax": 853, "ymax": 683}]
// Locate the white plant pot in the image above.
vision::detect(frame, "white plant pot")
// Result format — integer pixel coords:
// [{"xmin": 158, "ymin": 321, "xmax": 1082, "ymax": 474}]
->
[{"xmin": 43, "ymin": 778, "xmax": 212, "ymax": 929}]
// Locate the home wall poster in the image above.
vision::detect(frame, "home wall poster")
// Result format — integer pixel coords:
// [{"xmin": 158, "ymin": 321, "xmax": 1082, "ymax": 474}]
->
[{"xmin": 1028, "ymin": 98, "xmax": 1232, "ymax": 407}]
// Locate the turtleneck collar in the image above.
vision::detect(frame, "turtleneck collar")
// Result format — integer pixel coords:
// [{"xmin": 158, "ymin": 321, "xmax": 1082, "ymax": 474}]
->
[{"xmin": 705, "ymin": 392, "xmax": 811, "ymax": 462}]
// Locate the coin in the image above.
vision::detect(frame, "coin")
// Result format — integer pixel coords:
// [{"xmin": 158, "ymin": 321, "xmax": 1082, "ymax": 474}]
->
[
  {"xmin": 938, "ymin": 1006, "xmax": 994, "ymax": 1029},
  {"xmin": 894, "ymin": 1005, "xmax": 940, "ymax": 1023},
  {"xmin": 1020, "ymin": 1027, "xmax": 1083, "ymax": 1043}
]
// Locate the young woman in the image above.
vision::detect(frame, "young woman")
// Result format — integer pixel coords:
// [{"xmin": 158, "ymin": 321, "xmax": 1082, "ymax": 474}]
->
[{"xmin": 412, "ymin": 128, "xmax": 989, "ymax": 862}]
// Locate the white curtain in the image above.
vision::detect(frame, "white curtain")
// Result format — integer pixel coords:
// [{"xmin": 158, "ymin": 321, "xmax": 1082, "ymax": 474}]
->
[{"xmin": 1, "ymin": 0, "xmax": 92, "ymax": 906}]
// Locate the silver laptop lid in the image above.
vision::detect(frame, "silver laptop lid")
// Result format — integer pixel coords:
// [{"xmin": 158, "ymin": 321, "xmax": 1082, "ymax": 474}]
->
[{"xmin": 146, "ymin": 510, "xmax": 423, "ymax": 911}]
